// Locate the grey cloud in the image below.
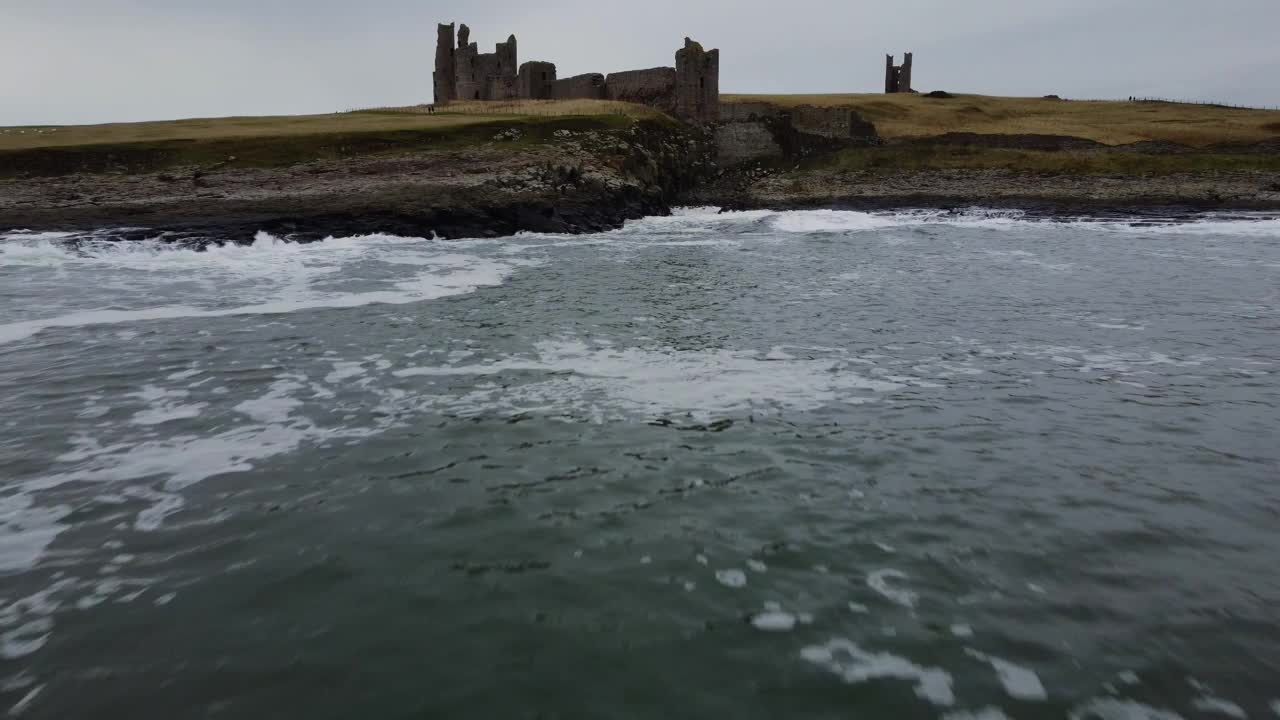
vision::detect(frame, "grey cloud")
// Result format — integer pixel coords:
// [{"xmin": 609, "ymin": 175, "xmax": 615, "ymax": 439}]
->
[{"xmin": 2, "ymin": 0, "xmax": 1277, "ymax": 125}]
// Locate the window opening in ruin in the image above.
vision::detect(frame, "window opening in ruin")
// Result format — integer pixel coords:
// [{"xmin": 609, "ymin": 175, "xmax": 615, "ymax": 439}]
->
[
  {"xmin": 700, "ymin": 78, "xmax": 705, "ymax": 89},
  {"xmin": 474, "ymin": 91, "xmax": 480, "ymax": 99}
]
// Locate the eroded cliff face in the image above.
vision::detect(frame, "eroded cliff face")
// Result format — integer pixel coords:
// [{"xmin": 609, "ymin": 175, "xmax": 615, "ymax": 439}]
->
[{"xmin": 0, "ymin": 119, "xmax": 718, "ymax": 242}]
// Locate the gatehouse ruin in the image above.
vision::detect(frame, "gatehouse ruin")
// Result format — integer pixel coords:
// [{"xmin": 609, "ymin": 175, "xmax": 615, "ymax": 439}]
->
[{"xmin": 432, "ymin": 23, "xmax": 720, "ymax": 123}]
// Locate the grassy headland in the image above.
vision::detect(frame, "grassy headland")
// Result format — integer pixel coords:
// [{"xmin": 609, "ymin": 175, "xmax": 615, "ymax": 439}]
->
[
  {"xmin": 723, "ymin": 93, "xmax": 1280, "ymax": 147},
  {"xmin": 0, "ymin": 102, "xmax": 661, "ymax": 178}
]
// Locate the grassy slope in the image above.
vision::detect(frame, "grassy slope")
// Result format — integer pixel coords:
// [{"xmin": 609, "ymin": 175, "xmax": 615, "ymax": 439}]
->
[
  {"xmin": 724, "ymin": 93, "xmax": 1280, "ymax": 147},
  {"xmin": 0, "ymin": 110, "xmax": 647, "ymax": 178},
  {"xmin": 803, "ymin": 144, "xmax": 1280, "ymax": 176}
]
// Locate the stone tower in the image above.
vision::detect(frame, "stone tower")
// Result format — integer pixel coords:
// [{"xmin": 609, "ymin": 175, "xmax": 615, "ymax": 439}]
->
[
  {"xmin": 675, "ymin": 38, "xmax": 720, "ymax": 123},
  {"xmin": 884, "ymin": 52, "xmax": 914, "ymax": 94},
  {"xmin": 434, "ymin": 23, "xmax": 457, "ymax": 105}
]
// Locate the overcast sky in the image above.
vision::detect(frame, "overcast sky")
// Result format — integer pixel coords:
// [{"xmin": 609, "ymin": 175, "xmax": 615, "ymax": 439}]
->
[{"xmin": 3, "ymin": 0, "xmax": 1278, "ymax": 126}]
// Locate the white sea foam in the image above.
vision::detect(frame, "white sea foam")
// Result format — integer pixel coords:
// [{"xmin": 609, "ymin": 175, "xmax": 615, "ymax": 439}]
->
[
  {"xmin": 1191, "ymin": 697, "xmax": 1248, "ymax": 719},
  {"xmin": 1069, "ymin": 699, "xmax": 1185, "ymax": 720},
  {"xmin": 966, "ymin": 649, "xmax": 1048, "ymax": 701},
  {"xmin": 715, "ymin": 569, "xmax": 747, "ymax": 588},
  {"xmin": 943, "ymin": 709, "xmax": 1013, "ymax": 720},
  {"xmin": 801, "ymin": 638, "xmax": 955, "ymax": 706},
  {"xmin": 395, "ymin": 339, "xmax": 906, "ymax": 420},
  {"xmin": 0, "ymin": 618, "xmax": 52, "ymax": 660},
  {"xmin": 656, "ymin": 207, "xmax": 1280, "ymax": 238},
  {"xmin": 751, "ymin": 611, "xmax": 797, "ymax": 632},
  {"xmin": 7, "ymin": 683, "xmax": 43, "ymax": 716},
  {"xmin": 867, "ymin": 569, "xmax": 918, "ymax": 609},
  {"xmin": 128, "ymin": 385, "xmax": 208, "ymax": 426},
  {"xmin": 29, "ymin": 374, "xmax": 375, "ymax": 538},
  {"xmin": 0, "ymin": 494, "xmax": 71, "ymax": 575},
  {"xmin": 0, "ymin": 233, "xmax": 521, "ymax": 345}
]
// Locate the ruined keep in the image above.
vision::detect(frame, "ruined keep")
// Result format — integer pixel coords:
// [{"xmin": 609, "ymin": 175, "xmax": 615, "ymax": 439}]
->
[
  {"xmin": 433, "ymin": 22, "xmax": 720, "ymax": 123},
  {"xmin": 885, "ymin": 53, "xmax": 914, "ymax": 94},
  {"xmin": 675, "ymin": 38, "xmax": 720, "ymax": 123}
]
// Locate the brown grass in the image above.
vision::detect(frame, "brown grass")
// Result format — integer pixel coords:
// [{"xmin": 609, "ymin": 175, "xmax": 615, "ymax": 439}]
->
[
  {"xmin": 0, "ymin": 112, "xmax": 512, "ymax": 152},
  {"xmin": 0, "ymin": 100, "xmax": 666, "ymax": 153},
  {"xmin": 360, "ymin": 99, "xmax": 665, "ymax": 120},
  {"xmin": 723, "ymin": 93, "xmax": 1280, "ymax": 147},
  {"xmin": 805, "ymin": 145, "xmax": 1280, "ymax": 176}
]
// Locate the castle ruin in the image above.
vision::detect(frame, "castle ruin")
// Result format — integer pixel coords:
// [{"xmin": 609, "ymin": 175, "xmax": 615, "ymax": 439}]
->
[
  {"xmin": 433, "ymin": 23, "xmax": 720, "ymax": 123},
  {"xmin": 884, "ymin": 53, "xmax": 914, "ymax": 94}
]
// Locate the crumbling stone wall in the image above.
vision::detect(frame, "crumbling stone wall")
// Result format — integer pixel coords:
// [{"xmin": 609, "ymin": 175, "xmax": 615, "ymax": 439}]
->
[
  {"xmin": 885, "ymin": 53, "xmax": 914, "ymax": 94},
  {"xmin": 553, "ymin": 73, "xmax": 606, "ymax": 100},
  {"xmin": 605, "ymin": 68, "xmax": 678, "ymax": 112},
  {"xmin": 432, "ymin": 22, "xmax": 719, "ymax": 121},
  {"xmin": 486, "ymin": 76, "xmax": 517, "ymax": 101},
  {"xmin": 440, "ymin": 23, "xmax": 533, "ymax": 102},
  {"xmin": 517, "ymin": 62, "xmax": 557, "ymax": 100},
  {"xmin": 790, "ymin": 106, "xmax": 878, "ymax": 140},
  {"xmin": 716, "ymin": 122, "xmax": 784, "ymax": 165},
  {"xmin": 716, "ymin": 101, "xmax": 880, "ymax": 165},
  {"xmin": 675, "ymin": 38, "xmax": 720, "ymax": 123},
  {"xmin": 719, "ymin": 102, "xmax": 782, "ymax": 123}
]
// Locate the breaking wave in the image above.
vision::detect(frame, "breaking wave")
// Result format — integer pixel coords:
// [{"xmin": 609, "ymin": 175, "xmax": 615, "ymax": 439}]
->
[{"xmin": 0, "ymin": 231, "xmax": 530, "ymax": 345}]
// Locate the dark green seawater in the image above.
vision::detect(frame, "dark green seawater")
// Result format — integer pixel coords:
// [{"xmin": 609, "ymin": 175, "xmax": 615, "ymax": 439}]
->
[{"xmin": 1, "ymin": 208, "xmax": 1278, "ymax": 719}]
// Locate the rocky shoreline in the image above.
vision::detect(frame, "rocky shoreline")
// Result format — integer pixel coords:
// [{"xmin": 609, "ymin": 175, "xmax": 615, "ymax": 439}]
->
[
  {"xmin": 694, "ymin": 167, "xmax": 1280, "ymax": 215},
  {"xmin": 2, "ymin": 121, "xmax": 1279, "ymax": 243}
]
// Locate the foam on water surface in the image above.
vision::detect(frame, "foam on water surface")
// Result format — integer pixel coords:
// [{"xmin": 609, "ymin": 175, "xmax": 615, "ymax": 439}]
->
[
  {"xmin": 943, "ymin": 709, "xmax": 1013, "ymax": 720},
  {"xmin": 1069, "ymin": 699, "xmax": 1186, "ymax": 720},
  {"xmin": 715, "ymin": 569, "xmax": 747, "ymax": 588},
  {"xmin": 1191, "ymin": 697, "xmax": 1248, "ymax": 719},
  {"xmin": 2, "ymin": 209, "xmax": 1279, "ymax": 716},
  {"xmin": 0, "ymin": 232, "xmax": 526, "ymax": 345},
  {"xmin": 801, "ymin": 638, "xmax": 955, "ymax": 706},
  {"xmin": 867, "ymin": 569, "xmax": 918, "ymax": 609},
  {"xmin": 966, "ymin": 649, "xmax": 1048, "ymax": 701}
]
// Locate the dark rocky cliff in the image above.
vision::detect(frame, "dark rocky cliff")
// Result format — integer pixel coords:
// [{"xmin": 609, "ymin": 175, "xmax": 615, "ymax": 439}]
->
[{"xmin": 0, "ymin": 118, "xmax": 717, "ymax": 242}]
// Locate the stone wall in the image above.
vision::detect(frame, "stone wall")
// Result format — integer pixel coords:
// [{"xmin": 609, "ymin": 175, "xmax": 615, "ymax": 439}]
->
[
  {"xmin": 789, "ymin": 105, "xmax": 878, "ymax": 141},
  {"xmin": 716, "ymin": 101, "xmax": 881, "ymax": 166},
  {"xmin": 715, "ymin": 122, "xmax": 784, "ymax": 165},
  {"xmin": 605, "ymin": 68, "xmax": 678, "ymax": 112},
  {"xmin": 553, "ymin": 73, "xmax": 606, "ymax": 100},
  {"xmin": 486, "ymin": 76, "xmax": 517, "ymax": 101},
  {"xmin": 518, "ymin": 62, "xmax": 557, "ymax": 100},
  {"xmin": 719, "ymin": 102, "xmax": 783, "ymax": 123},
  {"xmin": 675, "ymin": 38, "xmax": 719, "ymax": 123}
]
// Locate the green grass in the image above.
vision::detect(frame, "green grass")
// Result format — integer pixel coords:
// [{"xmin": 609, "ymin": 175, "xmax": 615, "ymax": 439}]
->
[
  {"xmin": 801, "ymin": 144, "xmax": 1280, "ymax": 176},
  {"xmin": 724, "ymin": 93, "xmax": 1280, "ymax": 147},
  {"xmin": 0, "ymin": 113, "xmax": 641, "ymax": 178}
]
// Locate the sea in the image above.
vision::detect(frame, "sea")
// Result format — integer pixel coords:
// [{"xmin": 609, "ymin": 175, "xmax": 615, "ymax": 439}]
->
[{"xmin": 1, "ymin": 207, "xmax": 1278, "ymax": 719}]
